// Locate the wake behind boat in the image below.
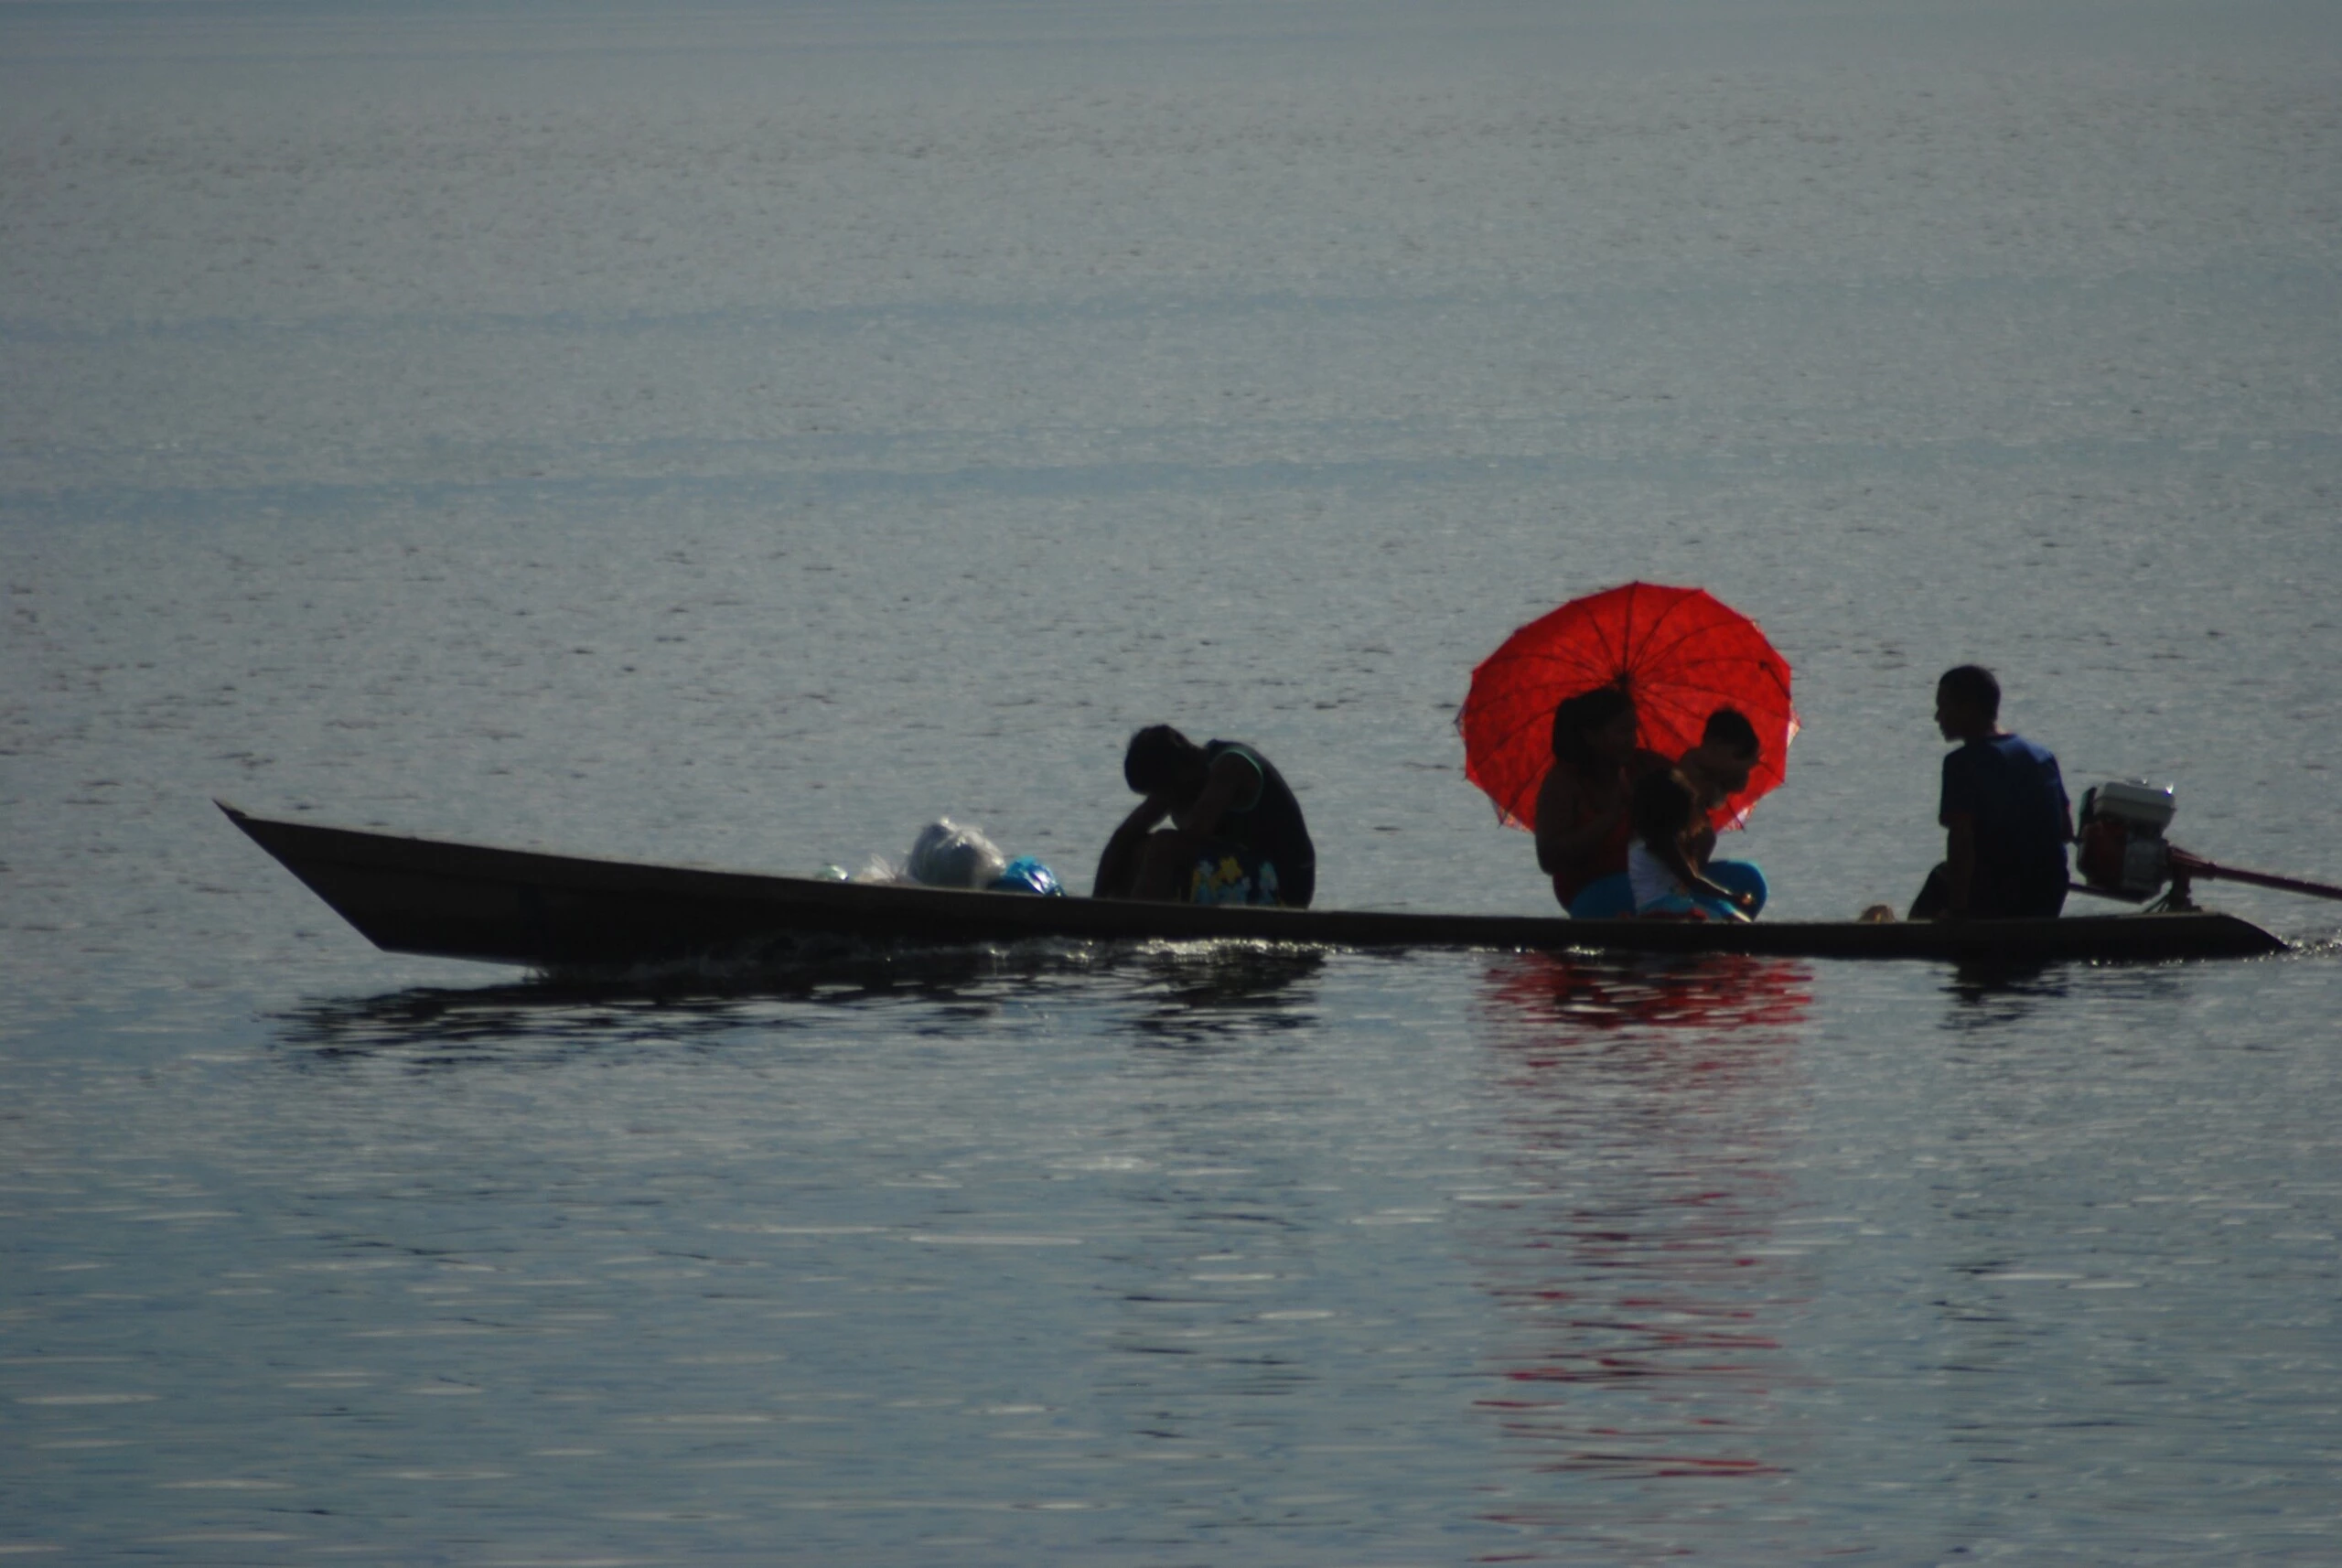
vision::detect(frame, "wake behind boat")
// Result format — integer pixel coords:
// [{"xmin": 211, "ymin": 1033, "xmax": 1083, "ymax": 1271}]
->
[{"xmin": 219, "ymin": 803, "xmax": 2286, "ymax": 969}]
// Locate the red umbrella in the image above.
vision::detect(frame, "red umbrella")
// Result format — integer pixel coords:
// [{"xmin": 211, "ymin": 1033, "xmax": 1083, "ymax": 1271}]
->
[{"xmin": 1458, "ymin": 582, "xmax": 1798, "ymax": 832}]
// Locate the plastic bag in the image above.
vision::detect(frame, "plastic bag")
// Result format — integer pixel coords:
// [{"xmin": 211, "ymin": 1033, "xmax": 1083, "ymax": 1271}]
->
[
  {"xmin": 905, "ymin": 818, "xmax": 1008, "ymax": 889},
  {"xmin": 985, "ymin": 855, "xmax": 1064, "ymax": 897}
]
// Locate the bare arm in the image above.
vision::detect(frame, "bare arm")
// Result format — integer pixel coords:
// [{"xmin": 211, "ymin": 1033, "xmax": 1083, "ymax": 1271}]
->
[
  {"xmin": 1534, "ymin": 767, "xmax": 1623, "ymax": 875},
  {"xmin": 1093, "ymin": 789, "xmax": 1182, "ymax": 898},
  {"xmin": 1651, "ymin": 834, "xmax": 1753, "ymax": 919}
]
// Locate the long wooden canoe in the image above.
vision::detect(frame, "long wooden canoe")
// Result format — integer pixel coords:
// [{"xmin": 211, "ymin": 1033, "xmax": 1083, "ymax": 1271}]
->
[{"xmin": 219, "ymin": 803, "xmax": 2287, "ymax": 969}]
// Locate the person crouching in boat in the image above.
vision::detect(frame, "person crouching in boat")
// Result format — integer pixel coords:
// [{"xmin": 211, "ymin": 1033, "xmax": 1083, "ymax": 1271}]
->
[
  {"xmin": 1534, "ymin": 685, "xmax": 1669, "ymax": 918},
  {"xmin": 1673, "ymin": 706, "xmax": 1770, "ymax": 918},
  {"xmin": 1092, "ymin": 725, "xmax": 1316, "ymax": 908},
  {"xmin": 1909, "ymin": 664, "xmax": 2073, "ymax": 919},
  {"xmin": 1627, "ymin": 767, "xmax": 1758, "ymax": 921}
]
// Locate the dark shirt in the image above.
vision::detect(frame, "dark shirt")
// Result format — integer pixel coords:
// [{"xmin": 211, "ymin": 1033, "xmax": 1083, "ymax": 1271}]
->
[
  {"xmin": 1939, "ymin": 732, "xmax": 2072, "ymax": 917},
  {"xmin": 1202, "ymin": 740, "xmax": 1316, "ymax": 908}
]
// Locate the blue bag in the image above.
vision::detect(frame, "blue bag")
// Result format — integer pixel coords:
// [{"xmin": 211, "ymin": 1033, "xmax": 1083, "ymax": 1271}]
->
[{"xmin": 984, "ymin": 855, "xmax": 1064, "ymax": 897}]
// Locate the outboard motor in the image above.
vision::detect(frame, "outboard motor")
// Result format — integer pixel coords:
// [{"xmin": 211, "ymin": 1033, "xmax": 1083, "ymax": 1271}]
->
[
  {"xmin": 2075, "ymin": 779, "xmax": 2176, "ymax": 899},
  {"xmin": 2070, "ymin": 779, "xmax": 2342, "ymax": 913}
]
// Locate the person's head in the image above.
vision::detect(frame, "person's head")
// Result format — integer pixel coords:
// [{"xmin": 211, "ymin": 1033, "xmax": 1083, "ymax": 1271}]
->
[
  {"xmin": 1549, "ymin": 684, "xmax": 1639, "ymax": 774},
  {"xmin": 1688, "ymin": 706, "xmax": 1761, "ymax": 795},
  {"xmin": 1934, "ymin": 664, "xmax": 2001, "ymax": 742},
  {"xmin": 1123, "ymin": 724, "xmax": 1209, "ymax": 800},
  {"xmin": 1630, "ymin": 767, "xmax": 1701, "ymax": 849}
]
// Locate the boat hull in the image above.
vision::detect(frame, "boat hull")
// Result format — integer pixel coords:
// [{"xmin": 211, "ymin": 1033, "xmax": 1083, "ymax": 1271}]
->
[{"xmin": 220, "ymin": 804, "xmax": 2288, "ymax": 969}]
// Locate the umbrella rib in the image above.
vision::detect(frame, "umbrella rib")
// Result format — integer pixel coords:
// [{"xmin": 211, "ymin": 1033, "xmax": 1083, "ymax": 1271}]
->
[
  {"xmin": 1468, "ymin": 706, "xmax": 1556, "ymax": 759},
  {"xmin": 1520, "ymin": 614, "xmax": 1617, "ymax": 685},
  {"xmin": 1605, "ymin": 589, "xmax": 1638, "ymax": 681},
  {"xmin": 1627, "ymin": 602, "xmax": 1738, "ymax": 677},
  {"xmin": 1465, "ymin": 708, "xmax": 1559, "ymax": 803},
  {"xmin": 1660, "ymin": 660, "xmax": 1792, "ymax": 702},
  {"xmin": 1623, "ymin": 585, "xmax": 1709, "ymax": 673},
  {"xmin": 1640, "ymin": 640, "xmax": 1793, "ymax": 702}
]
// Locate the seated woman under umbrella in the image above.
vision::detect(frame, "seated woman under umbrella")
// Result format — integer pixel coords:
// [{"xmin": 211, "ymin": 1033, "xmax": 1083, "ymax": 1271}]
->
[{"xmin": 1535, "ymin": 687, "xmax": 1768, "ymax": 921}]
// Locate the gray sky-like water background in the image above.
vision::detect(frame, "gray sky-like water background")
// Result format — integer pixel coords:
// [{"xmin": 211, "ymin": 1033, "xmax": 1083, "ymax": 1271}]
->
[{"xmin": 5, "ymin": 1, "xmax": 2341, "ymax": 1561}]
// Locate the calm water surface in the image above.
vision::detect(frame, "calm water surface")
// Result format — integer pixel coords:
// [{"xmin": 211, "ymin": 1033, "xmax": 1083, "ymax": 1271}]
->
[
  {"xmin": 8, "ymin": 950, "xmax": 2340, "ymax": 1562},
  {"xmin": 5, "ymin": 1, "xmax": 2341, "ymax": 1561}
]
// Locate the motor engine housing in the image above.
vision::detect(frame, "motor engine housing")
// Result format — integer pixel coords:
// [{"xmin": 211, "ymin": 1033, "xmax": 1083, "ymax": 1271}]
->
[{"xmin": 2076, "ymin": 779, "xmax": 2176, "ymax": 897}]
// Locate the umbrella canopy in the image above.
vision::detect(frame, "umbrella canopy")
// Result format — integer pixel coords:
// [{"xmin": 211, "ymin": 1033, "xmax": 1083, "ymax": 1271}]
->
[{"xmin": 1458, "ymin": 582, "xmax": 1798, "ymax": 832}]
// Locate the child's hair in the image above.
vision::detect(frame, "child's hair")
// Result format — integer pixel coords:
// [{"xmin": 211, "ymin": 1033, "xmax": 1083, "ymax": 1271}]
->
[
  {"xmin": 1701, "ymin": 706, "xmax": 1759, "ymax": 759},
  {"xmin": 1630, "ymin": 767, "xmax": 1700, "ymax": 849},
  {"xmin": 1548, "ymin": 684, "xmax": 1636, "ymax": 772}
]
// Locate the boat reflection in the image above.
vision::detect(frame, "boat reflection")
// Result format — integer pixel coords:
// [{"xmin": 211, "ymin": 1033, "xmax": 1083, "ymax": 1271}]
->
[
  {"xmin": 275, "ymin": 979, "xmax": 792, "ymax": 1065},
  {"xmin": 1466, "ymin": 953, "xmax": 1814, "ymax": 1510},
  {"xmin": 272, "ymin": 939, "xmax": 1323, "ymax": 1064},
  {"xmin": 1123, "ymin": 942, "xmax": 1324, "ymax": 1049},
  {"xmin": 1939, "ymin": 960, "xmax": 2073, "ymax": 1026}
]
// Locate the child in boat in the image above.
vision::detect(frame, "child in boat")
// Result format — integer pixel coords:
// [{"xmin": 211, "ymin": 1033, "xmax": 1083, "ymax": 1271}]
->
[
  {"xmin": 1628, "ymin": 768, "xmax": 1758, "ymax": 921},
  {"xmin": 1673, "ymin": 706, "xmax": 1770, "ymax": 918}
]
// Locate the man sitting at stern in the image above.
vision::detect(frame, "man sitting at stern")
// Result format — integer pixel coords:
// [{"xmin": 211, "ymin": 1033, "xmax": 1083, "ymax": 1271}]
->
[
  {"xmin": 1909, "ymin": 665, "xmax": 2073, "ymax": 919},
  {"xmin": 1093, "ymin": 726, "xmax": 1316, "ymax": 908}
]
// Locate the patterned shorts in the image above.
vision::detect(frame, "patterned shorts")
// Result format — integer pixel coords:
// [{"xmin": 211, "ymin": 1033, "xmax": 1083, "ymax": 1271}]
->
[{"xmin": 1188, "ymin": 844, "xmax": 1284, "ymax": 907}]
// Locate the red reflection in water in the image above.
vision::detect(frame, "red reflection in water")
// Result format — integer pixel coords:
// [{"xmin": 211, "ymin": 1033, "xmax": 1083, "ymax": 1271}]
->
[
  {"xmin": 1483, "ymin": 950, "xmax": 1814, "ymax": 1036},
  {"xmin": 1467, "ymin": 954, "xmax": 1814, "ymax": 1509}
]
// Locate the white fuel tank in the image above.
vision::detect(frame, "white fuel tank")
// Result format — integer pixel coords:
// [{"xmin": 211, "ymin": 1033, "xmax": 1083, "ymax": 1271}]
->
[{"xmin": 2089, "ymin": 779, "xmax": 2175, "ymax": 832}]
